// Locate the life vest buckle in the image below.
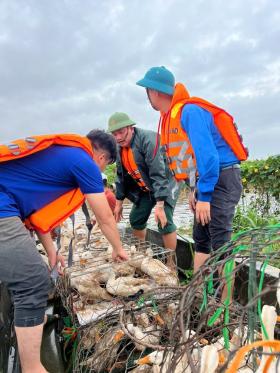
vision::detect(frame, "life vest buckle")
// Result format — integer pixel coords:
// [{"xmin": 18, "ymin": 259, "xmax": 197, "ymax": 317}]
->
[
  {"xmin": 8, "ymin": 144, "xmax": 19, "ymax": 150},
  {"xmin": 8, "ymin": 144, "xmax": 21, "ymax": 156},
  {"xmin": 25, "ymin": 137, "xmax": 37, "ymax": 143}
]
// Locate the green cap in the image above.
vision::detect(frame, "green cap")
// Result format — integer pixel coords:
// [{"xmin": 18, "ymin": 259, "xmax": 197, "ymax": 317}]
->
[{"xmin": 107, "ymin": 112, "xmax": 136, "ymax": 133}]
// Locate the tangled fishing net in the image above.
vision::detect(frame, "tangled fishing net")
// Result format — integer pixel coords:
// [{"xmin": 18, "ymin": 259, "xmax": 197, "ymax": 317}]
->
[
  {"xmin": 55, "ymin": 220, "xmax": 280, "ymax": 372},
  {"xmin": 160, "ymin": 224, "xmax": 280, "ymax": 373}
]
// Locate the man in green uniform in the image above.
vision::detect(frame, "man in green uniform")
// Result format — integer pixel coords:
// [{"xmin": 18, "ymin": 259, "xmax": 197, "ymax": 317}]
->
[{"xmin": 108, "ymin": 112, "xmax": 180, "ymax": 267}]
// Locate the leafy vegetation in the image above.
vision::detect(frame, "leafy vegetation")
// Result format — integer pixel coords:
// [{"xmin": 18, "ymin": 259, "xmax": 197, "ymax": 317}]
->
[
  {"xmin": 240, "ymin": 155, "xmax": 280, "ymax": 214},
  {"xmin": 179, "ymin": 156, "xmax": 280, "ymax": 270},
  {"xmin": 233, "ymin": 156, "xmax": 280, "ymax": 267},
  {"xmin": 233, "ymin": 207, "xmax": 279, "ymax": 232},
  {"xmin": 104, "ymin": 164, "xmax": 116, "ymax": 185},
  {"xmin": 181, "ymin": 269, "xmax": 193, "ymax": 285}
]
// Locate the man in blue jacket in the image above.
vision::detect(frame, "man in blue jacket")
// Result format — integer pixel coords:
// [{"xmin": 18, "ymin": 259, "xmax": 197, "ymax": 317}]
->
[
  {"xmin": 0, "ymin": 130, "xmax": 127, "ymax": 373},
  {"xmin": 136, "ymin": 66, "xmax": 245, "ymax": 302}
]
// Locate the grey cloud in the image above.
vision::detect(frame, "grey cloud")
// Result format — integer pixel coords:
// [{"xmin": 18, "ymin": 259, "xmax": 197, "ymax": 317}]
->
[{"xmin": 0, "ymin": 0, "xmax": 279, "ymax": 158}]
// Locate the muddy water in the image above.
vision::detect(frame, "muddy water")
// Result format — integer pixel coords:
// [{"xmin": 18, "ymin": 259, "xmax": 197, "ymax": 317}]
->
[
  {"xmin": 74, "ymin": 191, "xmax": 193, "ymax": 232},
  {"xmin": 75, "ymin": 190, "xmax": 258, "ymax": 233},
  {"xmin": 121, "ymin": 191, "xmax": 194, "ymax": 231}
]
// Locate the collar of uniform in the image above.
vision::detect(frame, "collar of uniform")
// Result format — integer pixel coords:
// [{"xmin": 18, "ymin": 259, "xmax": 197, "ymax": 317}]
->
[{"xmin": 129, "ymin": 127, "xmax": 138, "ymax": 147}]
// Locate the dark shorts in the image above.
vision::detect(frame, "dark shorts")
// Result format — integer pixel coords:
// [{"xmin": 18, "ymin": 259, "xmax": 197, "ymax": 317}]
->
[
  {"xmin": 129, "ymin": 193, "xmax": 176, "ymax": 234},
  {"xmin": 193, "ymin": 167, "xmax": 242, "ymax": 254},
  {"xmin": 0, "ymin": 217, "xmax": 50, "ymax": 327}
]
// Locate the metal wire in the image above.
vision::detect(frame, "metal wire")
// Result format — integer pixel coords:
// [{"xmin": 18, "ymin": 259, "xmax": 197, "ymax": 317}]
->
[{"xmin": 56, "ymin": 224, "xmax": 280, "ymax": 372}]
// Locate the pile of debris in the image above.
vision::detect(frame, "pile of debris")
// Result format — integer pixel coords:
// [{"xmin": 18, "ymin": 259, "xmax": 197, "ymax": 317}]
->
[
  {"xmin": 55, "ymin": 219, "xmax": 184, "ymax": 371},
  {"xmin": 54, "ymin": 219, "xmax": 280, "ymax": 372},
  {"xmin": 163, "ymin": 224, "xmax": 280, "ymax": 372}
]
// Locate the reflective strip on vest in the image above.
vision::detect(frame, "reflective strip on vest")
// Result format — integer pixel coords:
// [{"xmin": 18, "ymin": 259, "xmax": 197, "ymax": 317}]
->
[
  {"xmin": 168, "ymin": 144, "xmax": 197, "ymax": 186},
  {"xmin": 162, "ymin": 100, "xmax": 198, "ymax": 185},
  {"xmin": 175, "ymin": 160, "xmax": 187, "ymax": 175},
  {"xmin": 166, "ymin": 141, "xmax": 186, "ymax": 149},
  {"xmin": 177, "ymin": 142, "xmax": 189, "ymax": 162},
  {"xmin": 188, "ymin": 158, "xmax": 196, "ymax": 188}
]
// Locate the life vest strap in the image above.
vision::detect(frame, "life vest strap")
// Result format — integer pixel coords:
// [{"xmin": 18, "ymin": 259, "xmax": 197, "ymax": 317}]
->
[{"xmin": 121, "ymin": 147, "xmax": 150, "ymax": 192}]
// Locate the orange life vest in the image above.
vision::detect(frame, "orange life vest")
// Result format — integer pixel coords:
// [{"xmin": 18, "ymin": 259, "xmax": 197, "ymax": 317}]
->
[
  {"xmin": 121, "ymin": 147, "xmax": 149, "ymax": 192},
  {"xmin": 0, "ymin": 134, "xmax": 94, "ymax": 233},
  {"xmin": 160, "ymin": 83, "xmax": 248, "ymax": 185}
]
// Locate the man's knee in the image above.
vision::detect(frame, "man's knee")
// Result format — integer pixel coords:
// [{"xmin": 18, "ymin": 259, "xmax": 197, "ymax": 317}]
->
[
  {"xmin": 129, "ymin": 210, "xmax": 148, "ymax": 231},
  {"xmin": 194, "ymin": 244, "xmax": 211, "ymax": 254},
  {"xmin": 211, "ymin": 228, "xmax": 232, "ymax": 252},
  {"xmin": 130, "ymin": 220, "xmax": 147, "ymax": 231},
  {"xmin": 193, "ymin": 227, "xmax": 211, "ymax": 254}
]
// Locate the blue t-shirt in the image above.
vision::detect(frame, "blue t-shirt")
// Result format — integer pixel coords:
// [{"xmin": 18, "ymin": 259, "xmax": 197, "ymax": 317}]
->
[
  {"xmin": 0, "ymin": 146, "xmax": 104, "ymax": 219},
  {"xmin": 181, "ymin": 104, "xmax": 239, "ymax": 202}
]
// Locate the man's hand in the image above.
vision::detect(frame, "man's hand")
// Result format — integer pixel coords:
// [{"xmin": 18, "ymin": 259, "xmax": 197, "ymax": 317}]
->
[
  {"xmin": 36, "ymin": 231, "xmax": 66, "ymax": 275},
  {"xmin": 48, "ymin": 252, "xmax": 66, "ymax": 275},
  {"xmin": 195, "ymin": 201, "xmax": 211, "ymax": 226},
  {"xmin": 154, "ymin": 205, "xmax": 167, "ymax": 228},
  {"xmin": 86, "ymin": 193, "xmax": 126, "ymax": 259},
  {"xmin": 112, "ymin": 246, "xmax": 129, "ymax": 262},
  {"xmin": 188, "ymin": 190, "xmax": 197, "ymax": 213},
  {"xmin": 114, "ymin": 200, "xmax": 123, "ymax": 222}
]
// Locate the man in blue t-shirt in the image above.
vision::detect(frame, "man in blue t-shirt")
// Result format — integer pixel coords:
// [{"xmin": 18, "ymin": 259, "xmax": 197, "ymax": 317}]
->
[
  {"xmin": 0, "ymin": 129, "xmax": 128, "ymax": 373},
  {"xmin": 136, "ymin": 66, "xmax": 243, "ymax": 304}
]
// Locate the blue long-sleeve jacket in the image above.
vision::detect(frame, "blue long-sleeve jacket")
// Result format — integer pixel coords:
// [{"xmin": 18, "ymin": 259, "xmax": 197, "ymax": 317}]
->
[{"xmin": 180, "ymin": 104, "xmax": 239, "ymax": 202}]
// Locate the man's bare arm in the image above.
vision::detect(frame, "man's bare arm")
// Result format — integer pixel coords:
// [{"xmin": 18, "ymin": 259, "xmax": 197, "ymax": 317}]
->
[{"xmin": 36, "ymin": 231, "xmax": 65, "ymax": 273}]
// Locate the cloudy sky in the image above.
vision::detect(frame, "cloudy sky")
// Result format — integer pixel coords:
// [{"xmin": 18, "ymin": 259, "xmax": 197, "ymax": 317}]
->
[{"xmin": 0, "ymin": 0, "xmax": 279, "ymax": 158}]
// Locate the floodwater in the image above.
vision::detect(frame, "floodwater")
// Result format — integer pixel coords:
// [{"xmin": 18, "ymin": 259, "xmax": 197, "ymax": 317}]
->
[
  {"xmin": 76, "ymin": 190, "xmax": 272, "ymax": 235},
  {"xmin": 121, "ymin": 190, "xmax": 194, "ymax": 231},
  {"xmin": 75, "ymin": 190, "xmax": 194, "ymax": 233}
]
